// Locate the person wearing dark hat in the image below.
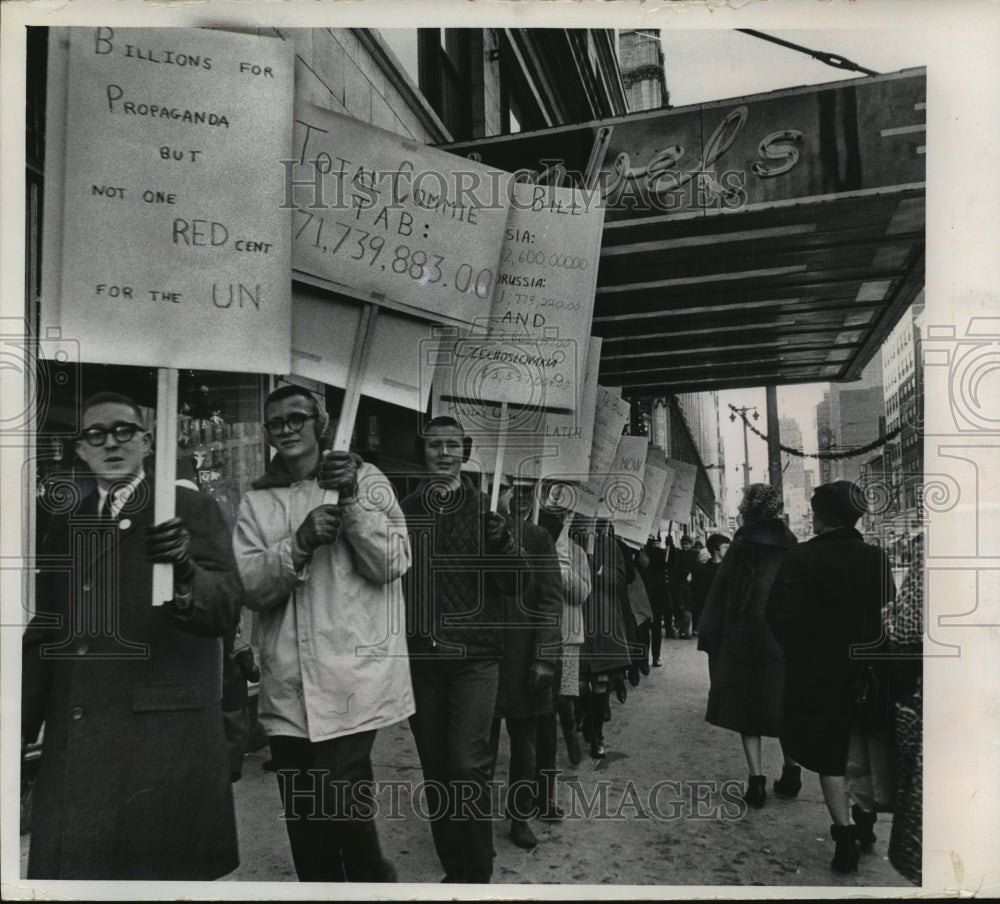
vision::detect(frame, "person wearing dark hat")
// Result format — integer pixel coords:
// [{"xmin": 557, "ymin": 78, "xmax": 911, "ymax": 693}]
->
[
  {"xmin": 696, "ymin": 483, "xmax": 799, "ymax": 812},
  {"xmin": 767, "ymin": 480, "xmax": 896, "ymax": 875},
  {"xmin": 22, "ymin": 391, "xmax": 242, "ymax": 880},
  {"xmin": 400, "ymin": 416, "xmax": 526, "ymax": 883}
]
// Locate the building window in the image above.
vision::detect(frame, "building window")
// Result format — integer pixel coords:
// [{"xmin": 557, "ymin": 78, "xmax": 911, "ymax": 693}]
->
[{"xmin": 418, "ymin": 29, "xmax": 472, "ymax": 140}]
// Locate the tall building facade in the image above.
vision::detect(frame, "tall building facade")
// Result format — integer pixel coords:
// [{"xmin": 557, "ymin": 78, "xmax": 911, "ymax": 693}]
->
[
  {"xmin": 779, "ymin": 416, "xmax": 812, "ymax": 538},
  {"xmin": 863, "ymin": 297, "xmax": 925, "ymax": 553},
  {"xmin": 815, "ymin": 356, "xmax": 887, "ymax": 486},
  {"xmin": 617, "ymin": 29, "xmax": 669, "ymax": 110}
]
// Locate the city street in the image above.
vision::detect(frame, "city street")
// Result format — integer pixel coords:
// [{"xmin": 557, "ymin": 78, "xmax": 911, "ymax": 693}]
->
[{"xmin": 217, "ymin": 636, "xmax": 909, "ymax": 890}]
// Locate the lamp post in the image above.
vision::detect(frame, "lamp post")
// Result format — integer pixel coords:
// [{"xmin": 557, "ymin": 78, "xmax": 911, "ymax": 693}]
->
[{"xmin": 730, "ymin": 405, "xmax": 759, "ymax": 489}]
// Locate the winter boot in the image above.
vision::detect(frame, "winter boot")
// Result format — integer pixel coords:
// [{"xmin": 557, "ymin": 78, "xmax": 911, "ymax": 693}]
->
[
  {"xmin": 742, "ymin": 774, "xmax": 767, "ymax": 809},
  {"xmin": 773, "ymin": 764, "xmax": 802, "ymax": 798},
  {"xmin": 830, "ymin": 823, "xmax": 860, "ymax": 873},
  {"xmin": 851, "ymin": 803, "xmax": 877, "ymax": 852}
]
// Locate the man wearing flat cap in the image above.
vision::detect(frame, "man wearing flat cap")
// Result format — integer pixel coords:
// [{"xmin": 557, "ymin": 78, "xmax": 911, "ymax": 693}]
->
[{"xmin": 766, "ymin": 479, "xmax": 896, "ymax": 873}]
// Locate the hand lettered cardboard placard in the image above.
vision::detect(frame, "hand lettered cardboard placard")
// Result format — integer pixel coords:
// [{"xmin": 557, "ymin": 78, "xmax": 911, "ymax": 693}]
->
[
  {"xmin": 464, "ymin": 180, "xmax": 603, "ymax": 411},
  {"xmin": 291, "ymin": 287, "xmax": 437, "ymax": 413},
  {"xmin": 522, "ymin": 336, "xmax": 602, "ymax": 481},
  {"xmin": 574, "ymin": 386, "xmax": 630, "ymax": 517},
  {"xmin": 600, "ymin": 434, "xmax": 648, "ymax": 522},
  {"xmin": 660, "ymin": 458, "xmax": 699, "ymax": 524},
  {"xmin": 291, "ymin": 103, "xmax": 511, "ymax": 329},
  {"xmin": 45, "ymin": 27, "xmax": 293, "ymax": 372},
  {"xmin": 615, "ymin": 446, "xmax": 671, "ymax": 547}
]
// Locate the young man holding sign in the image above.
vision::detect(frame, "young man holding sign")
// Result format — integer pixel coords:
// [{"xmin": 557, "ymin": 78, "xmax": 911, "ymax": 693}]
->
[
  {"xmin": 401, "ymin": 416, "xmax": 526, "ymax": 884},
  {"xmin": 233, "ymin": 385, "xmax": 413, "ymax": 883},
  {"xmin": 22, "ymin": 391, "xmax": 242, "ymax": 880}
]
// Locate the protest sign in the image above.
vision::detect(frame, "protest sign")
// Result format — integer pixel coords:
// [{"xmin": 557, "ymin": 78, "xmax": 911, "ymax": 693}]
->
[
  {"xmin": 44, "ymin": 27, "xmax": 293, "ymax": 373},
  {"xmin": 458, "ymin": 180, "xmax": 603, "ymax": 410},
  {"xmin": 661, "ymin": 458, "xmax": 699, "ymax": 524},
  {"xmin": 574, "ymin": 386, "xmax": 629, "ymax": 517},
  {"xmin": 600, "ymin": 434, "xmax": 648, "ymax": 522},
  {"xmin": 291, "ymin": 287, "xmax": 437, "ymax": 413},
  {"xmin": 615, "ymin": 446, "xmax": 672, "ymax": 547},
  {"xmin": 290, "ymin": 103, "xmax": 511, "ymax": 328},
  {"xmin": 526, "ymin": 336, "xmax": 602, "ymax": 480}
]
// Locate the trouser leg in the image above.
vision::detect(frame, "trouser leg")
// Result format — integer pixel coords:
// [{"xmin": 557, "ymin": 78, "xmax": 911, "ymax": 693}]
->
[
  {"xmin": 534, "ymin": 711, "xmax": 558, "ymax": 808},
  {"xmin": 268, "ymin": 735, "xmax": 345, "ymax": 882},
  {"xmin": 409, "ymin": 660, "xmax": 465, "ymax": 882},
  {"xmin": 312, "ymin": 730, "xmax": 394, "ymax": 882},
  {"xmin": 504, "ymin": 716, "xmax": 538, "ymax": 821},
  {"xmin": 446, "ymin": 658, "xmax": 500, "ymax": 883}
]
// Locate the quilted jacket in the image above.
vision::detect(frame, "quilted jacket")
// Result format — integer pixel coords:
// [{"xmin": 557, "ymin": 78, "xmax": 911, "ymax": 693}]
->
[{"xmin": 401, "ymin": 476, "xmax": 524, "ymax": 659}]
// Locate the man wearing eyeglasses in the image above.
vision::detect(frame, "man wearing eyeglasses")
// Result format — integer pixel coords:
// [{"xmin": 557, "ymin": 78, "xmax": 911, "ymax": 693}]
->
[
  {"xmin": 233, "ymin": 384, "xmax": 413, "ymax": 883},
  {"xmin": 21, "ymin": 391, "xmax": 242, "ymax": 880}
]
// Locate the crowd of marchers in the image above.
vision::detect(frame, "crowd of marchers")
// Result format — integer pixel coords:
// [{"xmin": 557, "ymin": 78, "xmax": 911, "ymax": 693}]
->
[{"xmin": 22, "ymin": 386, "xmax": 922, "ymax": 886}]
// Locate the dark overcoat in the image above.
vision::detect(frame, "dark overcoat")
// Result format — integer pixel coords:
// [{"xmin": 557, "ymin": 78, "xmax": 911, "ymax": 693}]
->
[
  {"xmin": 696, "ymin": 518, "xmax": 797, "ymax": 737},
  {"xmin": 22, "ymin": 478, "xmax": 242, "ymax": 880},
  {"xmin": 494, "ymin": 519, "xmax": 563, "ymax": 719},
  {"xmin": 580, "ymin": 529, "xmax": 633, "ymax": 676},
  {"xmin": 766, "ymin": 527, "xmax": 895, "ymax": 776}
]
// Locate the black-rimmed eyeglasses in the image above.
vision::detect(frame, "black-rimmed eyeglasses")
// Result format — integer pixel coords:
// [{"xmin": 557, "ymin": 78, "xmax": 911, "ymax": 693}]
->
[
  {"xmin": 78, "ymin": 422, "xmax": 144, "ymax": 446},
  {"xmin": 264, "ymin": 413, "xmax": 318, "ymax": 436}
]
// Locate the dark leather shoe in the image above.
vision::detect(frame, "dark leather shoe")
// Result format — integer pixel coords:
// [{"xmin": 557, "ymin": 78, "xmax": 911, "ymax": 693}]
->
[
  {"xmin": 627, "ymin": 665, "xmax": 640, "ymax": 687},
  {"xmin": 510, "ymin": 819, "xmax": 538, "ymax": 849},
  {"xmin": 652, "ymin": 659, "xmax": 662, "ymax": 667},
  {"xmin": 591, "ymin": 739, "xmax": 606, "ymax": 759},
  {"xmin": 639, "ymin": 662, "xmax": 651, "ymax": 676}
]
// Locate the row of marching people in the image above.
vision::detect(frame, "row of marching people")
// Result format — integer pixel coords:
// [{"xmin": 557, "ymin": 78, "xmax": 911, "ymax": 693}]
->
[{"xmin": 21, "ymin": 387, "xmax": 647, "ymax": 884}]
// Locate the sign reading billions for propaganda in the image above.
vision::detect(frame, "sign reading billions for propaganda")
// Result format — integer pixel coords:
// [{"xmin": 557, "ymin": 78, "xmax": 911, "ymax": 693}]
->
[{"xmin": 47, "ymin": 27, "xmax": 293, "ymax": 372}]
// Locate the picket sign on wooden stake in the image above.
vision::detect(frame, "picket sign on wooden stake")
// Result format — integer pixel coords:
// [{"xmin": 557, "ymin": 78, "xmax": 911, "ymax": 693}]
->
[
  {"xmin": 490, "ymin": 401, "xmax": 510, "ymax": 514},
  {"xmin": 326, "ymin": 302, "xmax": 380, "ymax": 503},
  {"xmin": 152, "ymin": 367, "xmax": 179, "ymax": 607}
]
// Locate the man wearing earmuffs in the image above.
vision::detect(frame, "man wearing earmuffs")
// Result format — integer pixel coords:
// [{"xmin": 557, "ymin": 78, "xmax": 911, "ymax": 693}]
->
[
  {"xmin": 400, "ymin": 416, "xmax": 526, "ymax": 884},
  {"xmin": 233, "ymin": 384, "xmax": 413, "ymax": 883}
]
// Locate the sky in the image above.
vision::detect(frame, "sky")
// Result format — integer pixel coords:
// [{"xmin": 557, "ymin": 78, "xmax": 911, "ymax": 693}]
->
[{"xmin": 657, "ymin": 29, "xmax": 928, "ymax": 519}]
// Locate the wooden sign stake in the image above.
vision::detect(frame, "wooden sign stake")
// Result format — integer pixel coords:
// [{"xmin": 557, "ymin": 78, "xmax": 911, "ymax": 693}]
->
[
  {"xmin": 326, "ymin": 301, "xmax": 379, "ymax": 504},
  {"xmin": 489, "ymin": 401, "xmax": 509, "ymax": 513},
  {"xmin": 152, "ymin": 367, "xmax": 178, "ymax": 607}
]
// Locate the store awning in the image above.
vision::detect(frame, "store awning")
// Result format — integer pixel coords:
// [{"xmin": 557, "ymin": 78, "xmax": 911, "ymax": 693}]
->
[{"xmin": 442, "ymin": 68, "xmax": 925, "ymax": 396}]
